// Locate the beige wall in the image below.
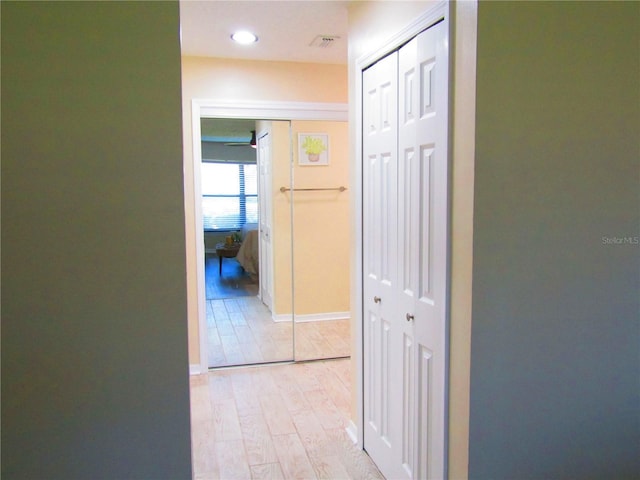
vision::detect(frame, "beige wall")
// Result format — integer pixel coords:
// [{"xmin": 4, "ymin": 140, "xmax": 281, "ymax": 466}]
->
[
  {"xmin": 291, "ymin": 120, "xmax": 350, "ymax": 317},
  {"xmin": 347, "ymin": 2, "xmax": 475, "ymax": 478},
  {"xmin": 181, "ymin": 56, "xmax": 348, "ymax": 364}
]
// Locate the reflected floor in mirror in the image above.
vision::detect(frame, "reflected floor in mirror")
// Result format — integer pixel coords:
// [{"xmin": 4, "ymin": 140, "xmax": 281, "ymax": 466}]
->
[
  {"xmin": 190, "ymin": 358, "xmax": 383, "ymax": 480},
  {"xmin": 295, "ymin": 320, "xmax": 351, "ymax": 362},
  {"xmin": 207, "ymin": 296, "xmax": 351, "ymax": 368},
  {"xmin": 206, "ymin": 253, "xmax": 258, "ymax": 300},
  {"xmin": 208, "ymin": 297, "xmax": 293, "ymax": 367}
]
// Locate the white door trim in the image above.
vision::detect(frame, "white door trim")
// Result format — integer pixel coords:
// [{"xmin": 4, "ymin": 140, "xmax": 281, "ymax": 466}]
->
[
  {"xmin": 190, "ymin": 99, "xmax": 348, "ymax": 372},
  {"xmin": 353, "ymin": 0, "xmax": 451, "ymax": 458},
  {"xmin": 256, "ymin": 128, "xmax": 274, "ymax": 311}
]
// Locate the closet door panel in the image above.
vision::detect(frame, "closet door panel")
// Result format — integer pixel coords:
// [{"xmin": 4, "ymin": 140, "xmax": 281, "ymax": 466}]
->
[
  {"xmin": 398, "ymin": 21, "xmax": 449, "ymax": 480},
  {"xmin": 363, "ymin": 16, "xmax": 449, "ymax": 480},
  {"xmin": 362, "ymin": 51, "xmax": 402, "ymax": 478},
  {"xmin": 397, "ymin": 34, "xmax": 421, "ymax": 480}
]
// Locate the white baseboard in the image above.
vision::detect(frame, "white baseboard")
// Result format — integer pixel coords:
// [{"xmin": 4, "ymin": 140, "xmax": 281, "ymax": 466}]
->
[
  {"xmin": 272, "ymin": 311, "xmax": 351, "ymax": 323},
  {"xmin": 346, "ymin": 420, "xmax": 358, "ymax": 444},
  {"xmin": 189, "ymin": 364, "xmax": 203, "ymax": 375}
]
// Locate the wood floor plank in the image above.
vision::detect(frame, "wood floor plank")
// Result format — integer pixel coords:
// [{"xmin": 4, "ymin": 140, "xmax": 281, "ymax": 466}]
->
[
  {"xmin": 208, "ymin": 346, "xmax": 227, "ymax": 368},
  {"xmin": 291, "ymin": 410, "xmax": 334, "ymax": 458},
  {"xmin": 291, "ymin": 363, "xmax": 324, "ymax": 392},
  {"xmin": 205, "ymin": 254, "xmax": 258, "ymax": 300},
  {"xmin": 207, "ymin": 327, "xmax": 221, "ymax": 346},
  {"xmin": 223, "ymin": 298, "xmax": 241, "ymax": 312},
  {"xmin": 279, "ymin": 381, "xmax": 312, "ymax": 414},
  {"xmin": 259, "ymin": 393, "xmax": 297, "ymax": 436},
  {"xmin": 251, "ymin": 366, "xmax": 281, "ymax": 396},
  {"xmin": 190, "ymin": 383, "xmax": 218, "ymax": 479},
  {"xmin": 230, "ymin": 370, "xmax": 263, "ymax": 417},
  {"xmin": 211, "ymin": 398, "xmax": 243, "ymax": 441},
  {"xmin": 303, "ymin": 388, "xmax": 346, "ymax": 431},
  {"xmin": 192, "ymin": 359, "xmax": 381, "ymax": 480},
  {"xmin": 215, "ymin": 439, "xmax": 251, "ymax": 480},
  {"xmin": 208, "ymin": 295, "xmax": 303, "ymax": 367},
  {"xmin": 309, "ymin": 454, "xmax": 352, "ymax": 480},
  {"xmin": 220, "ymin": 334, "xmax": 245, "ymax": 365},
  {"xmin": 229, "ymin": 311, "xmax": 248, "ymax": 326},
  {"xmin": 232, "ymin": 324, "xmax": 255, "ymax": 344},
  {"xmin": 210, "ymin": 299, "xmax": 226, "ymax": 310},
  {"xmin": 272, "ymin": 433, "xmax": 318, "ymax": 480},
  {"xmin": 191, "ymin": 421, "xmax": 219, "ymax": 478},
  {"xmin": 270, "ymin": 367, "xmax": 312, "ymax": 414},
  {"xmin": 325, "ymin": 428, "xmax": 385, "ymax": 480},
  {"xmin": 331, "ymin": 358, "xmax": 353, "ymax": 389},
  {"xmin": 314, "ymin": 368, "xmax": 351, "ymax": 413},
  {"xmin": 241, "ymin": 340, "xmax": 267, "ymax": 364},
  {"xmin": 190, "ymin": 382, "xmax": 211, "ymax": 414},
  {"xmin": 208, "ymin": 371, "xmax": 235, "ymax": 403},
  {"xmin": 250, "ymin": 462, "xmax": 285, "ymax": 480},
  {"xmin": 206, "ymin": 301, "xmax": 216, "ymax": 328},
  {"xmin": 216, "ymin": 317, "xmax": 235, "ymax": 336},
  {"xmin": 238, "ymin": 413, "xmax": 279, "ymax": 466}
]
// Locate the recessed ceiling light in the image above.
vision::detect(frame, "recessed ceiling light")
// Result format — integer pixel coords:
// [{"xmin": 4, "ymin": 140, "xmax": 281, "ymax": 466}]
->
[{"xmin": 231, "ymin": 31, "xmax": 258, "ymax": 45}]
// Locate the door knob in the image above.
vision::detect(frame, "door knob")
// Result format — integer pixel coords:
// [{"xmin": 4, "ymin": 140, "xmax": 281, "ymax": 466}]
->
[
  {"xmin": 373, "ymin": 296, "xmax": 382, "ymax": 304},
  {"xmin": 406, "ymin": 313, "xmax": 414, "ymax": 322}
]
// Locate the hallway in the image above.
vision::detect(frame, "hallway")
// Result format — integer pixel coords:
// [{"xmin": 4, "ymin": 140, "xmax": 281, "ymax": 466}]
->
[{"xmin": 190, "ymin": 359, "xmax": 383, "ymax": 479}]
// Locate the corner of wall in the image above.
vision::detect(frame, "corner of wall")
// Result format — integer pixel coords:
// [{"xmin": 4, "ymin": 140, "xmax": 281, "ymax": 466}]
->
[{"xmin": 448, "ymin": 1, "xmax": 477, "ymax": 479}]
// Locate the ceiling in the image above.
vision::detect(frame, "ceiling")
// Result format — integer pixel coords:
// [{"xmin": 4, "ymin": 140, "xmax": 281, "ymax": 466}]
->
[
  {"xmin": 179, "ymin": 0, "xmax": 349, "ymax": 65},
  {"xmin": 181, "ymin": 1, "xmax": 349, "ymax": 141}
]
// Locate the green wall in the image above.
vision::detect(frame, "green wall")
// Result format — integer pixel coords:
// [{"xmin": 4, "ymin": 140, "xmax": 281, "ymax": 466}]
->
[
  {"xmin": 1, "ymin": 2, "xmax": 192, "ymax": 478},
  {"xmin": 470, "ymin": 2, "xmax": 639, "ymax": 478}
]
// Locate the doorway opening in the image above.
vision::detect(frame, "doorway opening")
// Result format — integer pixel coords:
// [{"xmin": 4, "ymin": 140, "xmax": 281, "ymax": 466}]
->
[{"xmin": 191, "ymin": 101, "xmax": 349, "ymax": 371}]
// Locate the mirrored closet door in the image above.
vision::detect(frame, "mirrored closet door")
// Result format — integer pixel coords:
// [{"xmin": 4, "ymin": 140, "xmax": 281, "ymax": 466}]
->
[
  {"xmin": 201, "ymin": 118, "xmax": 293, "ymax": 368},
  {"xmin": 200, "ymin": 116, "xmax": 350, "ymax": 368},
  {"xmin": 290, "ymin": 120, "xmax": 351, "ymax": 361}
]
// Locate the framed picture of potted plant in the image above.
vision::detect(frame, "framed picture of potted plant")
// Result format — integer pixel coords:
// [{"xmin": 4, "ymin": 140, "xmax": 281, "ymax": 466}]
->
[{"xmin": 298, "ymin": 133, "xmax": 329, "ymax": 166}]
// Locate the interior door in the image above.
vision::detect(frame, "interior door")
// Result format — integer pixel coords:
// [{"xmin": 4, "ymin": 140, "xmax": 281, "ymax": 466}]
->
[
  {"xmin": 257, "ymin": 130, "xmax": 273, "ymax": 310},
  {"xmin": 363, "ymin": 19, "xmax": 449, "ymax": 480},
  {"xmin": 396, "ymin": 21, "xmax": 448, "ymax": 479},
  {"xmin": 362, "ymin": 50, "xmax": 401, "ymax": 478}
]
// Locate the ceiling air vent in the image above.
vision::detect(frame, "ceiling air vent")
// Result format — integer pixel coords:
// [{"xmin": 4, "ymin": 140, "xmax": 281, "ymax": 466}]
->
[{"xmin": 309, "ymin": 35, "xmax": 340, "ymax": 48}]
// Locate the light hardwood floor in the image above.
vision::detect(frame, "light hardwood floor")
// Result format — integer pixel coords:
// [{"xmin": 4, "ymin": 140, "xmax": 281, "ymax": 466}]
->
[
  {"xmin": 206, "ymin": 255, "xmax": 259, "ymax": 300},
  {"xmin": 190, "ymin": 358, "xmax": 383, "ymax": 479},
  {"xmin": 208, "ymin": 296, "xmax": 350, "ymax": 368}
]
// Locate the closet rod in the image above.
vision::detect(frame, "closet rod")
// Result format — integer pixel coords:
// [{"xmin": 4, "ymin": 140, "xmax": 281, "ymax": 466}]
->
[{"xmin": 279, "ymin": 186, "xmax": 347, "ymax": 193}]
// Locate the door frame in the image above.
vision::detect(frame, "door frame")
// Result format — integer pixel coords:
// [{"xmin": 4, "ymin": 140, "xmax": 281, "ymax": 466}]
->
[
  {"xmin": 255, "ymin": 127, "xmax": 274, "ymax": 311},
  {"xmin": 190, "ymin": 99, "xmax": 348, "ymax": 372},
  {"xmin": 353, "ymin": 0, "xmax": 451, "ymax": 461}
]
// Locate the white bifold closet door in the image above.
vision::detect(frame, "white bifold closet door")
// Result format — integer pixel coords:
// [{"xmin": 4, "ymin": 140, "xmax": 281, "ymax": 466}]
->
[{"xmin": 363, "ymin": 19, "xmax": 449, "ymax": 480}]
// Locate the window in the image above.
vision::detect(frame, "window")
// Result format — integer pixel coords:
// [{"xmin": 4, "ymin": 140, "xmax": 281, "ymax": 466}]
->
[{"xmin": 201, "ymin": 162, "xmax": 258, "ymax": 231}]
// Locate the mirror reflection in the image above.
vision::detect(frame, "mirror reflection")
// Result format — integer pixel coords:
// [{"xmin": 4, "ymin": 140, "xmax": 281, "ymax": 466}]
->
[
  {"xmin": 201, "ymin": 117, "xmax": 350, "ymax": 368},
  {"xmin": 202, "ymin": 118, "xmax": 293, "ymax": 368},
  {"xmin": 289, "ymin": 120, "xmax": 351, "ymax": 361}
]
